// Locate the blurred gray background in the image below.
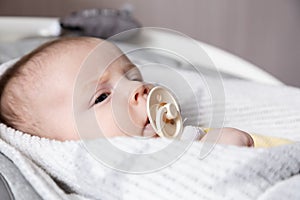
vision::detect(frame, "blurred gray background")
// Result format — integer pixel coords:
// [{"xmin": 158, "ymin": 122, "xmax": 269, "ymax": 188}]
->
[{"xmin": 1, "ymin": 0, "xmax": 299, "ymax": 87}]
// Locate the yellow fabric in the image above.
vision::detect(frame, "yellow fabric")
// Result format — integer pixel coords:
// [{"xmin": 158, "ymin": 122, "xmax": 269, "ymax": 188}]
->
[
  {"xmin": 203, "ymin": 128, "xmax": 210, "ymax": 134},
  {"xmin": 203, "ymin": 128, "xmax": 293, "ymax": 148},
  {"xmin": 250, "ymin": 133, "xmax": 293, "ymax": 148}
]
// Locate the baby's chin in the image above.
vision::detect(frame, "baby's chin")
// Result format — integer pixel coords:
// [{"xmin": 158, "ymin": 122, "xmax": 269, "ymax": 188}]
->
[
  {"xmin": 101, "ymin": 130, "xmax": 156, "ymax": 139},
  {"xmin": 119, "ymin": 125, "xmax": 157, "ymax": 138}
]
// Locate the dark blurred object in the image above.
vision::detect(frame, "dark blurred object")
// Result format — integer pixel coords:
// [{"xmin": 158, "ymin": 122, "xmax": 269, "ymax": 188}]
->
[{"xmin": 60, "ymin": 8, "xmax": 141, "ymax": 40}]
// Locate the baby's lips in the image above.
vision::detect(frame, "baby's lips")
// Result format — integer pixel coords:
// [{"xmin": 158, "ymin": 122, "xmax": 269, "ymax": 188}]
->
[{"xmin": 143, "ymin": 117, "xmax": 157, "ymax": 137}]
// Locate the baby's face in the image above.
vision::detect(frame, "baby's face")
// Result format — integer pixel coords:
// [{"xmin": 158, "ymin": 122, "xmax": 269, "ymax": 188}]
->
[{"xmin": 27, "ymin": 39, "xmax": 156, "ymax": 140}]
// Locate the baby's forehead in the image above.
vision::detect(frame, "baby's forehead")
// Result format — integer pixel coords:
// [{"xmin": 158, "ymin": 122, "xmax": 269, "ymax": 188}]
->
[
  {"xmin": 110, "ymin": 55, "xmax": 136, "ymax": 70},
  {"xmin": 16, "ymin": 39, "xmax": 136, "ymax": 89}
]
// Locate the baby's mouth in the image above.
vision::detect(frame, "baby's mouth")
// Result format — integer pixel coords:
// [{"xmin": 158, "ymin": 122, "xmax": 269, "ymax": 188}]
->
[
  {"xmin": 144, "ymin": 117, "xmax": 151, "ymax": 129},
  {"xmin": 143, "ymin": 117, "xmax": 157, "ymax": 137}
]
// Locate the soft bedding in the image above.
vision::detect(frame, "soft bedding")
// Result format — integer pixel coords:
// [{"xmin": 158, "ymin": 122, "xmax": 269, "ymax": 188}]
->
[
  {"xmin": 0, "ymin": 124, "xmax": 300, "ymax": 200},
  {"xmin": 0, "ymin": 44, "xmax": 300, "ymax": 199}
]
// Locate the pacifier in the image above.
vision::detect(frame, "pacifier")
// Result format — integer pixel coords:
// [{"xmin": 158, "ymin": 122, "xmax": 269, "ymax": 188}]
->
[{"xmin": 146, "ymin": 86, "xmax": 183, "ymax": 138}]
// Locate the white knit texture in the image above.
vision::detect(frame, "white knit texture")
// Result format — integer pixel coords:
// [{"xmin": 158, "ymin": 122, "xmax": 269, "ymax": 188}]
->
[{"xmin": 0, "ymin": 125, "xmax": 300, "ymax": 200}]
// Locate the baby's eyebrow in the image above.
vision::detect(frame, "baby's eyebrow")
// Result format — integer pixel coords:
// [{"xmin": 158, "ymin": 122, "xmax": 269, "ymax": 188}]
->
[
  {"xmin": 122, "ymin": 62, "xmax": 137, "ymax": 72},
  {"xmin": 83, "ymin": 61, "xmax": 136, "ymax": 90},
  {"xmin": 84, "ymin": 70, "xmax": 110, "ymax": 91},
  {"xmin": 98, "ymin": 70, "xmax": 110, "ymax": 83}
]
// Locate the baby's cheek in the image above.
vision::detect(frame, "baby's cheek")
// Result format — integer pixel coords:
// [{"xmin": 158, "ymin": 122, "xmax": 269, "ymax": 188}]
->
[
  {"xmin": 94, "ymin": 106, "xmax": 139, "ymax": 137},
  {"xmin": 128, "ymin": 107, "xmax": 145, "ymax": 128},
  {"xmin": 94, "ymin": 108, "xmax": 116, "ymax": 137},
  {"xmin": 95, "ymin": 114, "xmax": 119, "ymax": 137}
]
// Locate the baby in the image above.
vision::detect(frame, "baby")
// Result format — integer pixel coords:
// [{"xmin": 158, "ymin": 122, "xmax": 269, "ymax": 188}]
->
[{"xmin": 0, "ymin": 37, "xmax": 254, "ymax": 147}]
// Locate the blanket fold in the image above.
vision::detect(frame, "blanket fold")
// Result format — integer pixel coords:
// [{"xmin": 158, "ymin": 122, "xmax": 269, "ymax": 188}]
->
[{"xmin": 0, "ymin": 123, "xmax": 300, "ymax": 200}]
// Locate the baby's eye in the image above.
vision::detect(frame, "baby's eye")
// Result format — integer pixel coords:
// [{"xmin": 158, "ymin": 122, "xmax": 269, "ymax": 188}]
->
[
  {"xmin": 94, "ymin": 92, "xmax": 110, "ymax": 104},
  {"xmin": 128, "ymin": 72, "xmax": 143, "ymax": 82},
  {"xmin": 130, "ymin": 76, "xmax": 143, "ymax": 82},
  {"xmin": 126, "ymin": 68, "xmax": 143, "ymax": 82}
]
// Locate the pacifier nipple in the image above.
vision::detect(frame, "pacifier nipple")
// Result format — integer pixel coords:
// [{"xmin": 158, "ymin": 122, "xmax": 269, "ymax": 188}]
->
[{"xmin": 146, "ymin": 86, "xmax": 183, "ymax": 138}]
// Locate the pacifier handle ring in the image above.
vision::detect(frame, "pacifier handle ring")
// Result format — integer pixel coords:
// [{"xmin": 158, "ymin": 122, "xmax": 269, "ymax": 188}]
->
[
  {"xmin": 156, "ymin": 103, "xmax": 180, "ymax": 138},
  {"xmin": 156, "ymin": 105, "xmax": 167, "ymax": 137}
]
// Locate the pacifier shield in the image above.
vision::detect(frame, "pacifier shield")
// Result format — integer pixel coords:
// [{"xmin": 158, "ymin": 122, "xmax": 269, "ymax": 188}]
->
[{"xmin": 146, "ymin": 86, "xmax": 183, "ymax": 138}]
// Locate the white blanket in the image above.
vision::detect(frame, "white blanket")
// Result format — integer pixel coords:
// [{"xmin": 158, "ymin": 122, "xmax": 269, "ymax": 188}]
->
[
  {"xmin": 1, "ymin": 60, "xmax": 300, "ymax": 199},
  {"xmin": 0, "ymin": 124, "xmax": 300, "ymax": 200}
]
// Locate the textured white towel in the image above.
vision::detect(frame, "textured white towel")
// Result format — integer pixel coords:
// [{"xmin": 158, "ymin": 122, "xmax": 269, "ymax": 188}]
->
[
  {"xmin": 177, "ymin": 69, "xmax": 300, "ymax": 141},
  {"xmin": 0, "ymin": 124, "xmax": 300, "ymax": 200}
]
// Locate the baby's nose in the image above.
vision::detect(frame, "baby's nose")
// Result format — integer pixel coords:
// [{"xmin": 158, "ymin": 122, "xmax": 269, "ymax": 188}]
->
[{"xmin": 130, "ymin": 84, "xmax": 150, "ymax": 105}]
